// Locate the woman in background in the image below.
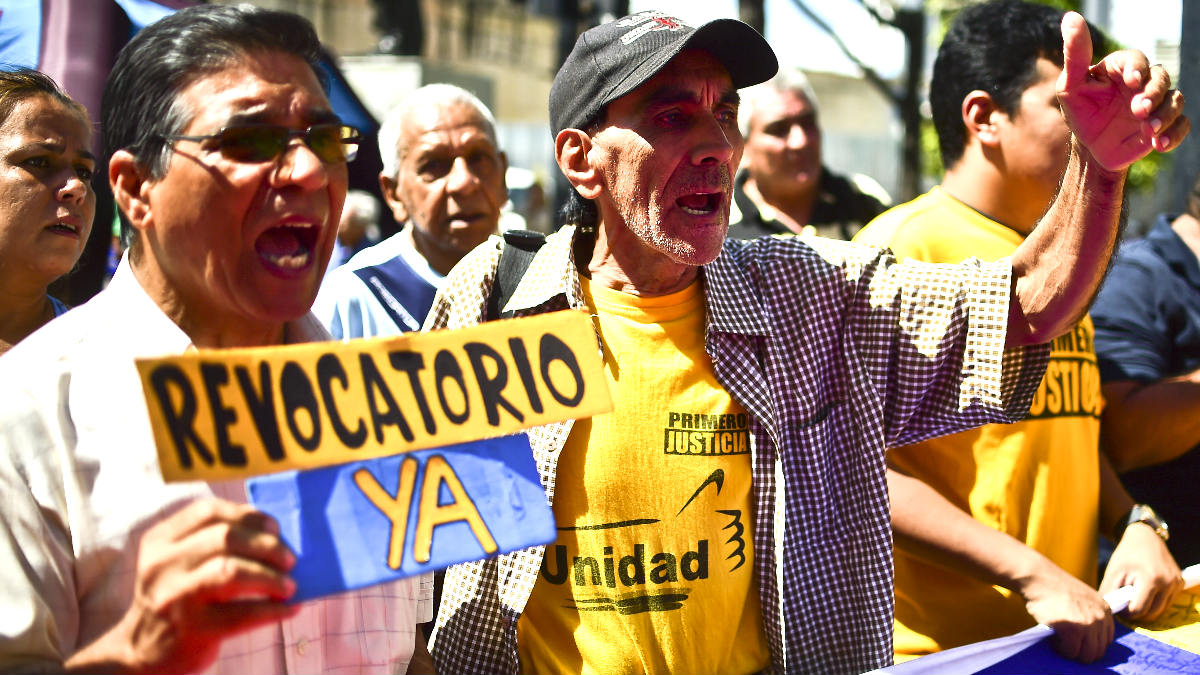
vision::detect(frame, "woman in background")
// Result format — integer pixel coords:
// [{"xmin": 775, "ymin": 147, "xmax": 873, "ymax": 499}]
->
[{"xmin": 0, "ymin": 68, "xmax": 95, "ymax": 355}]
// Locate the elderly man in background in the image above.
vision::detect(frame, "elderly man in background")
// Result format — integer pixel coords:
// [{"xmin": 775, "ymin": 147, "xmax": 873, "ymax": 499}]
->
[
  {"xmin": 726, "ymin": 67, "xmax": 889, "ymax": 241},
  {"xmin": 315, "ymin": 83, "xmax": 507, "ymax": 339},
  {"xmin": 0, "ymin": 5, "xmax": 432, "ymax": 673},
  {"xmin": 423, "ymin": 8, "xmax": 1186, "ymax": 675},
  {"xmin": 325, "ymin": 188, "xmax": 381, "ymax": 273}
]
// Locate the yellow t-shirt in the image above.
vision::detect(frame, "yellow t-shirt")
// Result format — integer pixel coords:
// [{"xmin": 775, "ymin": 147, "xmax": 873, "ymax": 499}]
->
[
  {"xmin": 855, "ymin": 188, "xmax": 1102, "ymax": 656},
  {"xmin": 517, "ymin": 275, "xmax": 769, "ymax": 675}
]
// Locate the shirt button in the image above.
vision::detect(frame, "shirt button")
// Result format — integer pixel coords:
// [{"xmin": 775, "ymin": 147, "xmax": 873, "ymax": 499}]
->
[{"xmin": 297, "ymin": 638, "xmax": 309, "ymax": 656}]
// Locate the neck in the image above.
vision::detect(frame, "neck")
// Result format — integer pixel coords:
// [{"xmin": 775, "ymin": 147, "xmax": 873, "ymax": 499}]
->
[
  {"xmin": 407, "ymin": 223, "xmax": 456, "ymax": 276},
  {"xmin": 0, "ymin": 260, "xmax": 60, "ymax": 353},
  {"xmin": 130, "ymin": 260, "xmax": 286, "ymax": 349},
  {"xmin": 584, "ymin": 220, "xmax": 699, "ymax": 296},
  {"xmin": 1171, "ymin": 213, "xmax": 1200, "ymax": 263},
  {"xmin": 942, "ymin": 156, "xmax": 1043, "ymax": 236},
  {"xmin": 744, "ymin": 175, "xmax": 816, "ymax": 234},
  {"xmin": 0, "ymin": 287, "xmax": 53, "ymax": 355}
]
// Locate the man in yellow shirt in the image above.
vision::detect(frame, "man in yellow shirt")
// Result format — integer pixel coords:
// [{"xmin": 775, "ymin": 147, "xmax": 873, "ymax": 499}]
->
[{"xmin": 855, "ymin": 0, "xmax": 1182, "ymax": 663}]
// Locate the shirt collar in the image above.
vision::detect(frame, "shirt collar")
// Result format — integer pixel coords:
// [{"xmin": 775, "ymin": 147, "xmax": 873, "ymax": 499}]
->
[
  {"xmin": 703, "ymin": 239, "xmax": 774, "ymax": 337},
  {"xmin": 1145, "ymin": 213, "xmax": 1200, "ymax": 290},
  {"xmin": 504, "ymin": 224, "xmax": 772, "ymax": 338}
]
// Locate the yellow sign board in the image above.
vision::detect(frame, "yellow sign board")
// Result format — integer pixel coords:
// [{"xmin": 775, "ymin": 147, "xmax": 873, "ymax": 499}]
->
[{"xmin": 136, "ymin": 310, "xmax": 610, "ymax": 482}]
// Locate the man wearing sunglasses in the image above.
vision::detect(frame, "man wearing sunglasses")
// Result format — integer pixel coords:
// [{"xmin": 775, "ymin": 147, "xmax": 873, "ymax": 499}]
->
[
  {"xmin": 316, "ymin": 83, "xmax": 508, "ymax": 339},
  {"xmin": 0, "ymin": 5, "xmax": 432, "ymax": 674}
]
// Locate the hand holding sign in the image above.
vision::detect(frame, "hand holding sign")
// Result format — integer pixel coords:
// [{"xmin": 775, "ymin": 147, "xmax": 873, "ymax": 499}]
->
[
  {"xmin": 133, "ymin": 312, "xmax": 610, "ymax": 603},
  {"xmin": 65, "ymin": 501, "xmax": 298, "ymax": 674}
]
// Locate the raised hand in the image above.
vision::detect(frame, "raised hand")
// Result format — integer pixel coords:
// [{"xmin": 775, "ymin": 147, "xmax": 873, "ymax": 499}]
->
[
  {"xmin": 66, "ymin": 500, "xmax": 298, "ymax": 674},
  {"xmin": 1056, "ymin": 11, "xmax": 1188, "ymax": 172}
]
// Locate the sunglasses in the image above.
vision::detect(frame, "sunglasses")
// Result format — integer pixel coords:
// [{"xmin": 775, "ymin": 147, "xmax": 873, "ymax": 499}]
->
[{"xmin": 162, "ymin": 123, "xmax": 362, "ymax": 164}]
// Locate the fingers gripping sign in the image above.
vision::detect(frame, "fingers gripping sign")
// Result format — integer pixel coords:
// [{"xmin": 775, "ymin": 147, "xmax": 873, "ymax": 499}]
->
[{"xmin": 1057, "ymin": 11, "xmax": 1189, "ymax": 171}]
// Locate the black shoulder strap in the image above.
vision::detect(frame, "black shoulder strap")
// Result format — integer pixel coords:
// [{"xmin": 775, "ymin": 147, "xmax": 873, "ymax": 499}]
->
[{"xmin": 486, "ymin": 229, "xmax": 547, "ymax": 321}]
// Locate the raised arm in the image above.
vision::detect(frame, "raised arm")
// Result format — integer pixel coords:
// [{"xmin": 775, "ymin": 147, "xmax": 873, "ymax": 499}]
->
[{"xmin": 1006, "ymin": 12, "xmax": 1188, "ymax": 346}]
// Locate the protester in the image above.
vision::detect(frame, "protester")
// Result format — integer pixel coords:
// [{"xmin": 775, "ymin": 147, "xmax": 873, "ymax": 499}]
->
[
  {"xmin": 0, "ymin": 6, "xmax": 432, "ymax": 673},
  {"xmin": 315, "ymin": 83, "xmax": 506, "ymax": 339},
  {"xmin": 0, "ymin": 68, "xmax": 94, "ymax": 355},
  {"xmin": 1092, "ymin": 170, "xmax": 1200, "ymax": 571},
  {"xmin": 422, "ymin": 9, "xmax": 1186, "ymax": 675},
  {"xmin": 325, "ymin": 188, "xmax": 380, "ymax": 273},
  {"xmin": 853, "ymin": 1, "xmax": 1182, "ymax": 663},
  {"xmin": 726, "ymin": 67, "xmax": 888, "ymax": 241}
]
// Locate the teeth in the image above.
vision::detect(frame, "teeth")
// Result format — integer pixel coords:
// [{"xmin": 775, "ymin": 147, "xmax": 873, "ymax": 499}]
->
[
  {"xmin": 680, "ymin": 206, "xmax": 709, "ymax": 215},
  {"xmin": 261, "ymin": 251, "xmax": 312, "ymax": 269}
]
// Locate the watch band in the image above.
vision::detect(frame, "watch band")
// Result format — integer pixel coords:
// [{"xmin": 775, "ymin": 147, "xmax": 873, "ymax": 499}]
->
[{"xmin": 1115, "ymin": 503, "xmax": 1170, "ymax": 543}]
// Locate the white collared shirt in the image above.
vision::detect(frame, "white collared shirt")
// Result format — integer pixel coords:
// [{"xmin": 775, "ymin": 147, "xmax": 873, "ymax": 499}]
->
[{"xmin": 0, "ymin": 257, "xmax": 432, "ymax": 674}]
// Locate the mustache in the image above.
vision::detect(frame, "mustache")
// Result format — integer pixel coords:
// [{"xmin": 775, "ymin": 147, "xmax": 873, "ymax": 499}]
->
[{"xmin": 674, "ymin": 165, "xmax": 731, "ymax": 194}]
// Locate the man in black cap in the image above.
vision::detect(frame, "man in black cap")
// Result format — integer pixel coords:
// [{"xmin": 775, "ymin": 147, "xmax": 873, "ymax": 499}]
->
[{"xmin": 423, "ymin": 10, "xmax": 1186, "ymax": 675}]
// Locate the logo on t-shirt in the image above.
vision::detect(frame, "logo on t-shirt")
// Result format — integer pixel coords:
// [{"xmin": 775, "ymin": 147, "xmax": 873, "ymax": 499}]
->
[
  {"xmin": 663, "ymin": 411, "xmax": 749, "ymax": 455},
  {"xmin": 1027, "ymin": 323, "xmax": 1102, "ymax": 420},
  {"xmin": 538, "ymin": 470, "xmax": 747, "ymax": 614}
]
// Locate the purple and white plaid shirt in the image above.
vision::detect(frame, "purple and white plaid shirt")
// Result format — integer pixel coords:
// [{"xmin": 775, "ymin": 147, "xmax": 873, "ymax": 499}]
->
[{"xmin": 425, "ymin": 226, "xmax": 1047, "ymax": 675}]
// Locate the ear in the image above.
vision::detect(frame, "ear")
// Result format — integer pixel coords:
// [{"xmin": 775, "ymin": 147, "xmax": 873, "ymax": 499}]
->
[
  {"xmin": 109, "ymin": 150, "xmax": 153, "ymax": 234},
  {"xmin": 378, "ymin": 173, "xmax": 409, "ymax": 224},
  {"xmin": 555, "ymin": 128, "xmax": 602, "ymax": 201},
  {"xmin": 962, "ymin": 90, "xmax": 1002, "ymax": 148}
]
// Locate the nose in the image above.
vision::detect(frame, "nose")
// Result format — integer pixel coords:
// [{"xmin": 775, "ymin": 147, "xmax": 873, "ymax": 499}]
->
[
  {"xmin": 57, "ymin": 173, "xmax": 89, "ymax": 205},
  {"xmin": 271, "ymin": 139, "xmax": 331, "ymax": 190},
  {"xmin": 445, "ymin": 156, "xmax": 480, "ymax": 194},
  {"xmin": 786, "ymin": 123, "xmax": 811, "ymax": 150},
  {"xmin": 688, "ymin": 114, "xmax": 737, "ymax": 166}
]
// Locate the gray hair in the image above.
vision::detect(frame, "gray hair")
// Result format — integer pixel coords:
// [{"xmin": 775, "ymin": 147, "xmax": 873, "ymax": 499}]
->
[
  {"xmin": 378, "ymin": 83, "xmax": 497, "ymax": 180},
  {"xmin": 737, "ymin": 68, "xmax": 819, "ymax": 137},
  {"xmin": 343, "ymin": 189, "xmax": 381, "ymax": 226}
]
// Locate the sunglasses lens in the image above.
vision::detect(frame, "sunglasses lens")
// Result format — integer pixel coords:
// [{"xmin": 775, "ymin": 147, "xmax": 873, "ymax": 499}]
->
[
  {"xmin": 219, "ymin": 127, "xmax": 287, "ymax": 162},
  {"xmin": 307, "ymin": 125, "xmax": 348, "ymax": 163}
]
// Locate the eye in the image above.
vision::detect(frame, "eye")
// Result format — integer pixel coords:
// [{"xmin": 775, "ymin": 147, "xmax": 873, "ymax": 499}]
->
[
  {"xmin": 657, "ymin": 110, "xmax": 686, "ymax": 126},
  {"xmin": 21, "ymin": 156, "xmax": 50, "ymax": 170},
  {"xmin": 418, "ymin": 157, "xmax": 451, "ymax": 180},
  {"xmin": 75, "ymin": 165, "xmax": 93, "ymax": 181}
]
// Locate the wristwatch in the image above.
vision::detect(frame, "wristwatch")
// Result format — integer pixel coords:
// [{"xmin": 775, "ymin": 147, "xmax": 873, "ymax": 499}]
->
[{"xmin": 1116, "ymin": 503, "xmax": 1170, "ymax": 543}]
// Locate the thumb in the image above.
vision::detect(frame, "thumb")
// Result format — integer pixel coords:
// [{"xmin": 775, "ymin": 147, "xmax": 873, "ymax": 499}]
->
[{"xmin": 1060, "ymin": 11, "xmax": 1093, "ymax": 90}]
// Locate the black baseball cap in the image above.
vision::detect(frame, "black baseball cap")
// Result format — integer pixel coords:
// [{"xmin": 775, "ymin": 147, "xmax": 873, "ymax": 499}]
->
[{"xmin": 549, "ymin": 11, "xmax": 779, "ymax": 136}]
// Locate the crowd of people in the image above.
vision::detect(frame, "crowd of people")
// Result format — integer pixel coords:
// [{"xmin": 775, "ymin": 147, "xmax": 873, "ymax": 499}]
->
[{"xmin": 0, "ymin": 1, "xmax": 1194, "ymax": 674}]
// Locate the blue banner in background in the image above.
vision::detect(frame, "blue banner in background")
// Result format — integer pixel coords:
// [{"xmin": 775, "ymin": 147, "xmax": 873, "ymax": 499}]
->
[{"xmin": 248, "ymin": 434, "xmax": 555, "ymax": 602}]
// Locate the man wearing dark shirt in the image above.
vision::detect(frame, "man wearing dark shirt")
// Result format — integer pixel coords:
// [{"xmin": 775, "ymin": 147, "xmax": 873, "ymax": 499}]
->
[
  {"xmin": 727, "ymin": 68, "xmax": 888, "ymax": 241},
  {"xmin": 1092, "ymin": 177, "xmax": 1200, "ymax": 567}
]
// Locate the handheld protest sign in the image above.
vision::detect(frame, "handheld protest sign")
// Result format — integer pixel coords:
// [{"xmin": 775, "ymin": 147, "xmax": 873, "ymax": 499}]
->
[
  {"xmin": 135, "ymin": 310, "xmax": 609, "ymax": 482},
  {"xmin": 247, "ymin": 434, "xmax": 554, "ymax": 602}
]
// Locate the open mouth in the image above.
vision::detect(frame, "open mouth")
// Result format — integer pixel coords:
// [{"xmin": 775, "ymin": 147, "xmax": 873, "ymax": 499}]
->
[
  {"xmin": 255, "ymin": 220, "xmax": 320, "ymax": 272},
  {"xmin": 45, "ymin": 221, "xmax": 81, "ymax": 238},
  {"xmin": 676, "ymin": 192, "xmax": 721, "ymax": 216}
]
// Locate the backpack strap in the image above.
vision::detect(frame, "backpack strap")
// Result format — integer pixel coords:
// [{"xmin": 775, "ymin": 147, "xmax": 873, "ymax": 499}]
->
[{"xmin": 486, "ymin": 229, "xmax": 547, "ymax": 321}]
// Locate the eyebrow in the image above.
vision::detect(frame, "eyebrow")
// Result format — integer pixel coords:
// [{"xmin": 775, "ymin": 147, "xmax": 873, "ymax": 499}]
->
[
  {"xmin": 224, "ymin": 108, "xmax": 341, "ymax": 127},
  {"xmin": 20, "ymin": 141, "xmax": 95, "ymax": 162},
  {"xmin": 642, "ymin": 86, "xmax": 741, "ymax": 111}
]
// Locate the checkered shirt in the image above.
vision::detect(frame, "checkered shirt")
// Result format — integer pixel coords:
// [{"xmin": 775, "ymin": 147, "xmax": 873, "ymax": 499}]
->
[{"xmin": 424, "ymin": 226, "xmax": 1048, "ymax": 675}]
